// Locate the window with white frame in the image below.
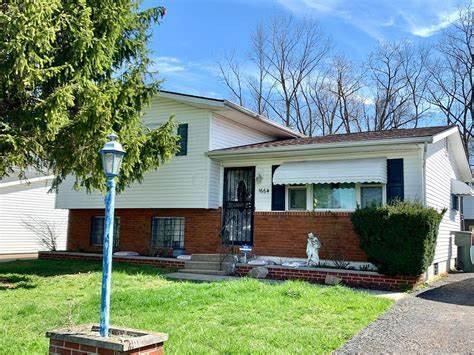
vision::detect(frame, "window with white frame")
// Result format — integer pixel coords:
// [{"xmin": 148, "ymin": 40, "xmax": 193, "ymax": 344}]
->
[
  {"xmin": 313, "ymin": 183, "xmax": 356, "ymax": 210},
  {"xmin": 360, "ymin": 185, "xmax": 384, "ymax": 208},
  {"xmin": 288, "ymin": 185, "xmax": 307, "ymax": 210}
]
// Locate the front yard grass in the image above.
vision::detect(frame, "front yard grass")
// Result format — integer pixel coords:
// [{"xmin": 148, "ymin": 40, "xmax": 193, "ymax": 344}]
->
[{"xmin": 0, "ymin": 259, "xmax": 392, "ymax": 354}]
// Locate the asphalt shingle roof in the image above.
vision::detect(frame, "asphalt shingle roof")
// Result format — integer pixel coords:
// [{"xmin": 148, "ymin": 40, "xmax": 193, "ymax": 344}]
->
[{"xmin": 211, "ymin": 125, "xmax": 456, "ymax": 152}]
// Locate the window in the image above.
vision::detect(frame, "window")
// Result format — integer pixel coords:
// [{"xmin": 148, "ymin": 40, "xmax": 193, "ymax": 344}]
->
[
  {"xmin": 151, "ymin": 217, "xmax": 185, "ymax": 249},
  {"xmin": 288, "ymin": 186, "xmax": 307, "ymax": 210},
  {"xmin": 361, "ymin": 186, "xmax": 383, "ymax": 208},
  {"xmin": 176, "ymin": 123, "xmax": 188, "ymax": 156},
  {"xmin": 313, "ymin": 183, "xmax": 356, "ymax": 210},
  {"xmin": 90, "ymin": 216, "xmax": 120, "ymax": 247},
  {"xmin": 452, "ymin": 194, "xmax": 459, "ymax": 211}
]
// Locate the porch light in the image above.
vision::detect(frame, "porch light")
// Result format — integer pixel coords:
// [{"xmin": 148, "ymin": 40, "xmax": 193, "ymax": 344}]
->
[
  {"xmin": 99, "ymin": 133, "xmax": 125, "ymax": 177},
  {"xmin": 98, "ymin": 133, "xmax": 125, "ymax": 337}
]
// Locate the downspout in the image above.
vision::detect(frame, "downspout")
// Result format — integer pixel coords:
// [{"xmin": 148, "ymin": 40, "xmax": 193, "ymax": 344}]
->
[{"xmin": 422, "ymin": 142, "xmax": 428, "ymax": 206}]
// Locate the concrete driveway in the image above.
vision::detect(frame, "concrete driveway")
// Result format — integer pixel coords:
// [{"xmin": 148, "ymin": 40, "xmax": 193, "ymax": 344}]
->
[{"xmin": 338, "ymin": 272, "xmax": 474, "ymax": 354}]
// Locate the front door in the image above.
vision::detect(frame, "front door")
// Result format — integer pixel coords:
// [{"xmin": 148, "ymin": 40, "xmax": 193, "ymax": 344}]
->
[{"xmin": 222, "ymin": 167, "xmax": 255, "ymax": 245}]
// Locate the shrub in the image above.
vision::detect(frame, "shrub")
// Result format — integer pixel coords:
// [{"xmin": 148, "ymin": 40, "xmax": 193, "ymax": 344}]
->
[{"xmin": 351, "ymin": 201, "xmax": 444, "ymax": 276}]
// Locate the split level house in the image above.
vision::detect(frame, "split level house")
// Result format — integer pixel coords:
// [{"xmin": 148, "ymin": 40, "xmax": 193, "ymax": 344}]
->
[{"xmin": 56, "ymin": 91, "xmax": 472, "ymax": 279}]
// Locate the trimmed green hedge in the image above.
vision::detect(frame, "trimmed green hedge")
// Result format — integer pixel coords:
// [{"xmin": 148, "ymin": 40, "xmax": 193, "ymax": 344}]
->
[{"xmin": 351, "ymin": 202, "xmax": 445, "ymax": 276}]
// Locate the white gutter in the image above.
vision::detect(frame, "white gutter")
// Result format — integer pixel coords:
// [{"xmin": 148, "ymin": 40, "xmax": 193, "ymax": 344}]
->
[
  {"xmin": 421, "ymin": 142, "xmax": 428, "ymax": 206},
  {"xmin": 0, "ymin": 175, "xmax": 54, "ymax": 188},
  {"xmin": 208, "ymin": 136, "xmax": 435, "ymax": 159}
]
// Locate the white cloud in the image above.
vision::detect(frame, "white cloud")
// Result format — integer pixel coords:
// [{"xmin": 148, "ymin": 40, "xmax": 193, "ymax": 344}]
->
[
  {"xmin": 151, "ymin": 56, "xmax": 185, "ymax": 74},
  {"xmin": 276, "ymin": 0, "xmax": 462, "ymax": 39},
  {"xmin": 151, "ymin": 56, "xmax": 224, "ymax": 97},
  {"xmin": 408, "ymin": 10, "xmax": 459, "ymax": 37}
]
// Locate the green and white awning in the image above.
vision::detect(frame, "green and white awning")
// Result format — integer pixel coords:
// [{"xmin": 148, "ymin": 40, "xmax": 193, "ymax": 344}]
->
[
  {"xmin": 451, "ymin": 179, "xmax": 473, "ymax": 196},
  {"xmin": 272, "ymin": 158, "xmax": 387, "ymax": 185}
]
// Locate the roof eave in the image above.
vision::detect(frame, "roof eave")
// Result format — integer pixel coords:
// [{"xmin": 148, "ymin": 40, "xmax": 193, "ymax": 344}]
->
[
  {"xmin": 223, "ymin": 101, "xmax": 304, "ymax": 138},
  {"xmin": 208, "ymin": 136, "xmax": 433, "ymax": 159}
]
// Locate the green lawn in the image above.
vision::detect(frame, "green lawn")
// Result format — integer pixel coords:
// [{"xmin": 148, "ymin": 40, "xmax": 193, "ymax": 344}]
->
[{"xmin": 0, "ymin": 259, "xmax": 392, "ymax": 354}]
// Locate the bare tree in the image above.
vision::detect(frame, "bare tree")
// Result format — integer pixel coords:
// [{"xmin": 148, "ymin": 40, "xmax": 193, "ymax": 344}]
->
[
  {"xmin": 299, "ymin": 56, "xmax": 365, "ymax": 136},
  {"xmin": 22, "ymin": 216, "xmax": 60, "ymax": 251},
  {"xmin": 218, "ymin": 16, "xmax": 330, "ymax": 131},
  {"xmin": 247, "ymin": 24, "xmax": 273, "ymax": 115},
  {"xmin": 218, "ymin": 53, "xmax": 245, "ymax": 106},
  {"xmin": 264, "ymin": 17, "xmax": 330, "ymax": 127},
  {"xmin": 428, "ymin": 4, "xmax": 473, "ymax": 152},
  {"xmin": 364, "ymin": 42, "xmax": 430, "ymax": 131}
]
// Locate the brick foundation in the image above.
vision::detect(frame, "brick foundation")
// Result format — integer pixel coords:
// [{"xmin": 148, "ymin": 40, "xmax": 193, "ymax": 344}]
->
[
  {"xmin": 253, "ymin": 211, "xmax": 367, "ymax": 261},
  {"xmin": 66, "ymin": 209, "xmax": 367, "ymax": 262},
  {"xmin": 67, "ymin": 208, "xmax": 221, "ymax": 255},
  {"xmin": 235, "ymin": 264, "xmax": 422, "ymax": 291}
]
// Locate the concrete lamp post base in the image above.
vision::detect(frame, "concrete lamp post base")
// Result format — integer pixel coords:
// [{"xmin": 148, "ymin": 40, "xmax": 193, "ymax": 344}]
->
[{"xmin": 46, "ymin": 324, "xmax": 168, "ymax": 355}]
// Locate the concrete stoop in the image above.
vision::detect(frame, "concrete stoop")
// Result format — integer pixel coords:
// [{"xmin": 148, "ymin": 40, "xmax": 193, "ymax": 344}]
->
[{"xmin": 180, "ymin": 254, "xmax": 231, "ymax": 276}]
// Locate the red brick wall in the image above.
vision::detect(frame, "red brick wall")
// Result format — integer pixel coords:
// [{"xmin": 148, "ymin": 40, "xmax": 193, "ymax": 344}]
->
[
  {"xmin": 67, "ymin": 208, "xmax": 221, "ymax": 255},
  {"xmin": 253, "ymin": 211, "xmax": 367, "ymax": 261},
  {"xmin": 67, "ymin": 209, "xmax": 367, "ymax": 261}
]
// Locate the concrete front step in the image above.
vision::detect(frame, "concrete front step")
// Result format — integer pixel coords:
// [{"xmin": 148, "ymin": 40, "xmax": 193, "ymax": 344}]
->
[
  {"xmin": 184, "ymin": 260, "xmax": 222, "ymax": 271},
  {"xmin": 166, "ymin": 272, "xmax": 239, "ymax": 282},
  {"xmin": 180, "ymin": 269, "xmax": 227, "ymax": 276},
  {"xmin": 190, "ymin": 254, "xmax": 222, "ymax": 262}
]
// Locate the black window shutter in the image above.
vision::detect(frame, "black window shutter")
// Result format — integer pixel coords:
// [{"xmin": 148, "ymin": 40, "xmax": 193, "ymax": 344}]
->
[
  {"xmin": 271, "ymin": 165, "xmax": 285, "ymax": 211},
  {"xmin": 387, "ymin": 159, "xmax": 404, "ymax": 204},
  {"xmin": 176, "ymin": 123, "xmax": 188, "ymax": 156}
]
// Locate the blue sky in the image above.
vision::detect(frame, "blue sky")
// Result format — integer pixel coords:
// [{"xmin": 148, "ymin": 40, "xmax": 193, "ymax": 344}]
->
[{"xmin": 143, "ymin": 0, "xmax": 465, "ymax": 99}]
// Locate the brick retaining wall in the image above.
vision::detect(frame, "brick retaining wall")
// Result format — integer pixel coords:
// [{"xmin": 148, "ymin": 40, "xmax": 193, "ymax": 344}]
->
[
  {"xmin": 39, "ymin": 251, "xmax": 185, "ymax": 269},
  {"xmin": 235, "ymin": 264, "xmax": 422, "ymax": 291},
  {"xmin": 39, "ymin": 252, "xmax": 421, "ymax": 291}
]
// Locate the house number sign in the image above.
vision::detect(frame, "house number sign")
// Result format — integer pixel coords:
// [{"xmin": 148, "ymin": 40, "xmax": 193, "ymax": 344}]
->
[{"xmin": 258, "ymin": 188, "xmax": 270, "ymax": 193}]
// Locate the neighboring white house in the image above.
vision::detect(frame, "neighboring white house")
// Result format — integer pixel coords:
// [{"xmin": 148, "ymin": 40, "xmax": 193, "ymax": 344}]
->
[
  {"xmin": 55, "ymin": 91, "xmax": 472, "ymax": 280},
  {"xmin": 0, "ymin": 172, "xmax": 68, "ymax": 257}
]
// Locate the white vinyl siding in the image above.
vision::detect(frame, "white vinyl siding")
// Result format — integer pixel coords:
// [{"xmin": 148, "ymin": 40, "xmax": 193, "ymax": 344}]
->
[
  {"xmin": 425, "ymin": 137, "xmax": 461, "ymax": 268},
  {"xmin": 56, "ymin": 97, "xmax": 212, "ymax": 209},
  {"xmin": 209, "ymin": 114, "xmax": 273, "ymax": 150},
  {"xmin": 207, "ymin": 114, "xmax": 275, "ymax": 208},
  {"xmin": 0, "ymin": 182, "xmax": 68, "ymax": 254}
]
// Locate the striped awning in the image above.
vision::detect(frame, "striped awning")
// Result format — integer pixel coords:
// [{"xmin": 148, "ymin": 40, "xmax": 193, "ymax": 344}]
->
[
  {"xmin": 272, "ymin": 158, "xmax": 387, "ymax": 185},
  {"xmin": 451, "ymin": 179, "xmax": 473, "ymax": 196}
]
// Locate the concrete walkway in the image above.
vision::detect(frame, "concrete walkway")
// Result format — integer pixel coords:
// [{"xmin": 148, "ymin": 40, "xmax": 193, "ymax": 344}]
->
[
  {"xmin": 0, "ymin": 253, "xmax": 37, "ymax": 263},
  {"xmin": 338, "ymin": 272, "xmax": 474, "ymax": 354},
  {"xmin": 165, "ymin": 272, "xmax": 239, "ymax": 282}
]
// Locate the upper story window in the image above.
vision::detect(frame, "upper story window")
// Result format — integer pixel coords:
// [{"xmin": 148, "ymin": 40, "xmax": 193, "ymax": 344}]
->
[
  {"xmin": 90, "ymin": 216, "xmax": 120, "ymax": 247},
  {"xmin": 176, "ymin": 123, "xmax": 188, "ymax": 156},
  {"xmin": 288, "ymin": 185, "xmax": 307, "ymax": 210},
  {"xmin": 313, "ymin": 183, "xmax": 356, "ymax": 210},
  {"xmin": 452, "ymin": 194, "xmax": 459, "ymax": 211}
]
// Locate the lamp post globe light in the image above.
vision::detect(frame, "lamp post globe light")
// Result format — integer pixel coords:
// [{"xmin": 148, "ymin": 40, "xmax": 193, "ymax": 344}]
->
[{"xmin": 99, "ymin": 133, "xmax": 125, "ymax": 337}]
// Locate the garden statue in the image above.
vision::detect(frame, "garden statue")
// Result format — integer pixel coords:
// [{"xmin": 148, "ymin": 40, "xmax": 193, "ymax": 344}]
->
[{"xmin": 306, "ymin": 233, "xmax": 321, "ymax": 266}]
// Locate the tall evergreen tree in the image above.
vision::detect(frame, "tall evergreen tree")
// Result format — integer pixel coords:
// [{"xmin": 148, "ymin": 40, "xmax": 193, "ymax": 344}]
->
[{"xmin": 0, "ymin": 0, "xmax": 177, "ymax": 192}]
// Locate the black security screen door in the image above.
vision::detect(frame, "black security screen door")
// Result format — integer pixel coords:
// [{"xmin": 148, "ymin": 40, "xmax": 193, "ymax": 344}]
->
[{"xmin": 222, "ymin": 167, "xmax": 255, "ymax": 245}]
